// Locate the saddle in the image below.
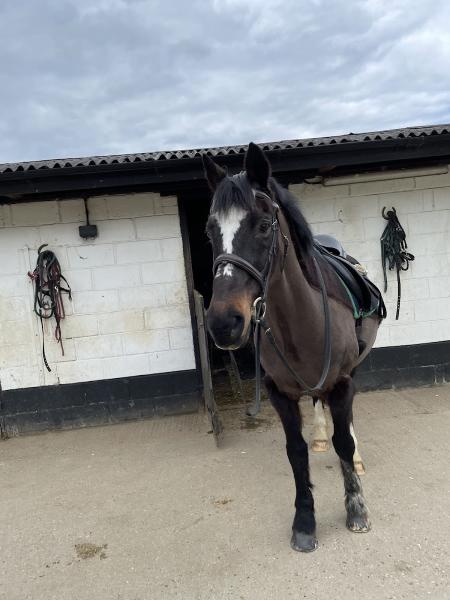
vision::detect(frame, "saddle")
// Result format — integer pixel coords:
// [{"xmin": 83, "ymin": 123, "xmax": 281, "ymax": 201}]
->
[{"xmin": 313, "ymin": 234, "xmax": 386, "ymax": 320}]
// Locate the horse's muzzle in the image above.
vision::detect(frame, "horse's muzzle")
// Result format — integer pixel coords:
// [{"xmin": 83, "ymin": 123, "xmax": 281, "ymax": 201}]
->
[{"xmin": 206, "ymin": 307, "xmax": 248, "ymax": 350}]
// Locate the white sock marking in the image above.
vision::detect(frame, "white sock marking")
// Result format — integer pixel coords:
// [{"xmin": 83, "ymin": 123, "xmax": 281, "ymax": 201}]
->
[
  {"xmin": 350, "ymin": 423, "xmax": 363, "ymax": 464},
  {"xmin": 313, "ymin": 400, "xmax": 328, "ymax": 442}
]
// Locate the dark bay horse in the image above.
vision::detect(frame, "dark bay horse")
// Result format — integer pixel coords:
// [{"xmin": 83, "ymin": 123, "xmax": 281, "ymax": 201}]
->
[{"xmin": 203, "ymin": 143, "xmax": 383, "ymax": 552}]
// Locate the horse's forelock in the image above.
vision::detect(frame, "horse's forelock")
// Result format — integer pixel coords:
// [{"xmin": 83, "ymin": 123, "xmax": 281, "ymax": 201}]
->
[
  {"xmin": 211, "ymin": 172, "xmax": 254, "ymax": 216},
  {"xmin": 210, "ymin": 173, "xmax": 314, "ymax": 257}
]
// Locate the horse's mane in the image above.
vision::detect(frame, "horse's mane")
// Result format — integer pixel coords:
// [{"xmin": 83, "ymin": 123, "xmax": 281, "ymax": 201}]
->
[
  {"xmin": 270, "ymin": 178, "xmax": 313, "ymax": 258},
  {"xmin": 211, "ymin": 171, "xmax": 314, "ymax": 260},
  {"xmin": 272, "ymin": 179, "xmax": 352, "ymax": 310}
]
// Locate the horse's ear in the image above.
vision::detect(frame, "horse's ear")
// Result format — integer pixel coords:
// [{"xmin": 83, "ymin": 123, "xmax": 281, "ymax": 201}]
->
[
  {"xmin": 245, "ymin": 142, "xmax": 271, "ymax": 188},
  {"xmin": 202, "ymin": 154, "xmax": 226, "ymax": 191}
]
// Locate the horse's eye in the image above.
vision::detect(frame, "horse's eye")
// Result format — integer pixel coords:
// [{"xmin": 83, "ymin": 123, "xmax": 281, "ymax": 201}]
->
[{"xmin": 259, "ymin": 221, "xmax": 271, "ymax": 234}]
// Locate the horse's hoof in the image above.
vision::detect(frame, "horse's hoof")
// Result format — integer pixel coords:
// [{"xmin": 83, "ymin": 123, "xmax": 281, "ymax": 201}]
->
[
  {"xmin": 312, "ymin": 439, "xmax": 329, "ymax": 452},
  {"xmin": 354, "ymin": 461, "xmax": 365, "ymax": 475},
  {"xmin": 290, "ymin": 531, "xmax": 318, "ymax": 552},
  {"xmin": 347, "ymin": 515, "xmax": 371, "ymax": 533}
]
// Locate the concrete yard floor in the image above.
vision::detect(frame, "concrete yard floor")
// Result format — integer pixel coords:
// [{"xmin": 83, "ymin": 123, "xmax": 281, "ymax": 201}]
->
[{"xmin": 1, "ymin": 386, "xmax": 449, "ymax": 600}]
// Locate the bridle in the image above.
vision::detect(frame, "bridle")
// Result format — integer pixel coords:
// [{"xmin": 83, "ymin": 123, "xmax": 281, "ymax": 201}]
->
[
  {"xmin": 212, "ymin": 190, "xmax": 332, "ymax": 416},
  {"xmin": 213, "ymin": 191, "xmax": 279, "ymax": 295}
]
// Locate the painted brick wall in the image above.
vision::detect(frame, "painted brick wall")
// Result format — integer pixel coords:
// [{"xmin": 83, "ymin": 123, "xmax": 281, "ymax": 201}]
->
[
  {"xmin": 290, "ymin": 167, "xmax": 450, "ymax": 348},
  {"xmin": 0, "ymin": 193, "xmax": 195, "ymax": 391}
]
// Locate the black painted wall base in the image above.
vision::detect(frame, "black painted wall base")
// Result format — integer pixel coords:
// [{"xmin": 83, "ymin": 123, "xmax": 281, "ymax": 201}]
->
[
  {"xmin": 354, "ymin": 340, "xmax": 450, "ymax": 391},
  {"xmin": 1, "ymin": 341, "xmax": 448, "ymax": 436},
  {"xmin": 231, "ymin": 340, "xmax": 450, "ymax": 392},
  {"xmin": 0, "ymin": 369, "xmax": 202, "ymax": 437}
]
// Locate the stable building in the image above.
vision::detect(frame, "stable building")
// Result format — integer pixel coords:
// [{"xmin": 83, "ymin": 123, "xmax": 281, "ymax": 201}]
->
[{"xmin": 1, "ymin": 124, "xmax": 449, "ymax": 434}]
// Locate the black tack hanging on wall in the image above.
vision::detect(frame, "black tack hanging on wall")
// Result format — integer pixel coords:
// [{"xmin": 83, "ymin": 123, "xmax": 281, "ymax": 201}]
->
[
  {"xmin": 380, "ymin": 207, "xmax": 415, "ymax": 320},
  {"xmin": 27, "ymin": 244, "xmax": 72, "ymax": 371}
]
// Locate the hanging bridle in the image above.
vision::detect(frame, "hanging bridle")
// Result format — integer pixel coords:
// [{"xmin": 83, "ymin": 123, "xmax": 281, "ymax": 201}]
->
[
  {"xmin": 212, "ymin": 191, "xmax": 332, "ymax": 417},
  {"xmin": 380, "ymin": 206, "xmax": 414, "ymax": 320}
]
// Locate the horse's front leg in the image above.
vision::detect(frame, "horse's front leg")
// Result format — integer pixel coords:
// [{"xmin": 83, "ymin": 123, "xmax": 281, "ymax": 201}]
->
[{"xmin": 265, "ymin": 376, "xmax": 317, "ymax": 552}]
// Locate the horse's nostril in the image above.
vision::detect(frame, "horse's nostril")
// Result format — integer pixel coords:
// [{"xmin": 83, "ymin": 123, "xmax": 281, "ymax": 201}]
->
[
  {"xmin": 230, "ymin": 312, "xmax": 244, "ymax": 331},
  {"xmin": 206, "ymin": 307, "xmax": 246, "ymax": 349}
]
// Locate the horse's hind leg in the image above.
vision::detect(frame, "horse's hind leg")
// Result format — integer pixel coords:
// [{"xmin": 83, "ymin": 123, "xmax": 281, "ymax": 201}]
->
[
  {"xmin": 311, "ymin": 397, "xmax": 329, "ymax": 452},
  {"xmin": 311, "ymin": 398, "xmax": 364, "ymax": 471},
  {"xmin": 351, "ymin": 423, "xmax": 365, "ymax": 475},
  {"xmin": 266, "ymin": 377, "xmax": 317, "ymax": 552},
  {"xmin": 328, "ymin": 376, "xmax": 371, "ymax": 533}
]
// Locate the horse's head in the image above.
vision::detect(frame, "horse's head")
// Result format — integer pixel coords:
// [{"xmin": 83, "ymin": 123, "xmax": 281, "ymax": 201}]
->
[{"xmin": 203, "ymin": 143, "xmax": 277, "ymax": 350}]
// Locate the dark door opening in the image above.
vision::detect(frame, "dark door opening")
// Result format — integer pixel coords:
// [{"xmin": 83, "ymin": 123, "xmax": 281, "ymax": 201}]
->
[
  {"xmin": 180, "ymin": 190, "xmax": 214, "ymax": 307},
  {"xmin": 179, "ymin": 190, "xmax": 256, "ymax": 385}
]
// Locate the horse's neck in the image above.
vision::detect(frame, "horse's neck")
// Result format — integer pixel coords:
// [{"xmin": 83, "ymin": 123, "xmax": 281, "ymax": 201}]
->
[
  {"xmin": 270, "ymin": 214, "xmax": 316, "ymax": 306},
  {"xmin": 267, "ymin": 212, "xmax": 322, "ymax": 326}
]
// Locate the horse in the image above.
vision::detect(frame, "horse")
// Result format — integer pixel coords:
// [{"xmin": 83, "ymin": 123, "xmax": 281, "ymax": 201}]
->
[{"xmin": 202, "ymin": 142, "xmax": 384, "ymax": 552}]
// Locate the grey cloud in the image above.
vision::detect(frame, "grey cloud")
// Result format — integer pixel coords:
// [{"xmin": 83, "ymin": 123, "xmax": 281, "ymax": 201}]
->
[{"xmin": 1, "ymin": 0, "xmax": 449, "ymax": 163}]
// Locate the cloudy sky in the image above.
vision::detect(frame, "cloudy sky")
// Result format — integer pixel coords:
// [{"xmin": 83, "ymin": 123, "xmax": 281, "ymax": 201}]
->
[{"xmin": 1, "ymin": 0, "xmax": 449, "ymax": 163}]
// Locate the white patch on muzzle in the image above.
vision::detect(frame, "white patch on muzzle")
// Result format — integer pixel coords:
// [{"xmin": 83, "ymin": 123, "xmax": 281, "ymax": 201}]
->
[{"xmin": 213, "ymin": 207, "xmax": 246, "ymax": 277}]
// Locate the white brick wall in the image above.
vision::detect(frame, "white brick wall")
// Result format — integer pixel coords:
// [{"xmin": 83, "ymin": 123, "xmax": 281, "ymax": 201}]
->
[
  {"xmin": 290, "ymin": 166, "xmax": 450, "ymax": 348},
  {"xmin": 0, "ymin": 192, "xmax": 195, "ymax": 390}
]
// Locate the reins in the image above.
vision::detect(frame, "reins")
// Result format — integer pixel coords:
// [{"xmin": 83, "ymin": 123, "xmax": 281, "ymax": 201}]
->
[
  {"xmin": 380, "ymin": 207, "xmax": 414, "ymax": 320},
  {"xmin": 212, "ymin": 192, "xmax": 332, "ymax": 416},
  {"xmin": 28, "ymin": 244, "xmax": 72, "ymax": 372}
]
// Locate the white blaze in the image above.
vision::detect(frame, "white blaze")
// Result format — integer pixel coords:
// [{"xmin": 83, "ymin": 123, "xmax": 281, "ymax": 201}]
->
[{"xmin": 213, "ymin": 207, "xmax": 246, "ymax": 277}]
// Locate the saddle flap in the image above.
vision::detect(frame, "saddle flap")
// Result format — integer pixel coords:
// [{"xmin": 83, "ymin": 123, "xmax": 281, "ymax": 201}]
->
[{"xmin": 314, "ymin": 244, "xmax": 386, "ymax": 319}]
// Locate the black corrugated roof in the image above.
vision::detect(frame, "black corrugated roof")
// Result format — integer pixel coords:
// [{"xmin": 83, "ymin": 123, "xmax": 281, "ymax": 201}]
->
[{"xmin": 1, "ymin": 124, "xmax": 449, "ymax": 175}]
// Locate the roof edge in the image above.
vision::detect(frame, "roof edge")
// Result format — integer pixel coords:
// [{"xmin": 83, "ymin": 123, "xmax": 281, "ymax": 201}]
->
[{"xmin": 1, "ymin": 123, "xmax": 450, "ymax": 176}]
